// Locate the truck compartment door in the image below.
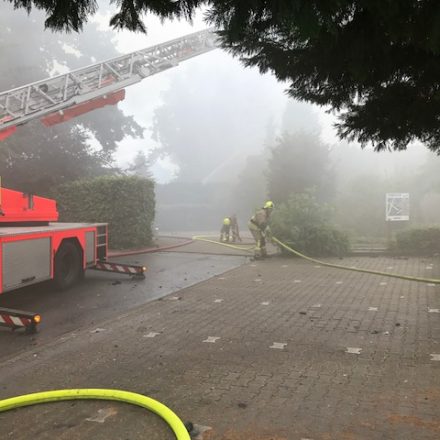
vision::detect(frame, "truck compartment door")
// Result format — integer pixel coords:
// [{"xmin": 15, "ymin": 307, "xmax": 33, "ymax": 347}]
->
[{"xmin": 2, "ymin": 238, "xmax": 51, "ymax": 291}]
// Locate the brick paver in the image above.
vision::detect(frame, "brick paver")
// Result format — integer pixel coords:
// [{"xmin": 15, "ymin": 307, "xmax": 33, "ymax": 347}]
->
[{"xmin": 0, "ymin": 255, "xmax": 439, "ymax": 439}]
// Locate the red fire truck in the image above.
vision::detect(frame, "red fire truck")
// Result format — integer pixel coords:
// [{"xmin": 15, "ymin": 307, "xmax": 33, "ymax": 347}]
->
[{"xmin": 0, "ymin": 187, "xmax": 146, "ymax": 332}]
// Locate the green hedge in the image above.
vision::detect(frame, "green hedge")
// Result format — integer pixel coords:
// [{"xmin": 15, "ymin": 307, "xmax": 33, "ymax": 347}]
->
[
  {"xmin": 394, "ymin": 227, "xmax": 440, "ymax": 255},
  {"xmin": 271, "ymin": 193, "xmax": 350, "ymax": 257},
  {"xmin": 275, "ymin": 224, "xmax": 350, "ymax": 257},
  {"xmin": 285, "ymin": 225, "xmax": 350, "ymax": 257},
  {"xmin": 53, "ymin": 176, "xmax": 155, "ymax": 249}
]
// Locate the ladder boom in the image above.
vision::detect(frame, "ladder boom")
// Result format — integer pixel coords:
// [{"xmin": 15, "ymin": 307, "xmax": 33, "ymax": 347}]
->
[{"xmin": 0, "ymin": 29, "xmax": 217, "ymax": 131}]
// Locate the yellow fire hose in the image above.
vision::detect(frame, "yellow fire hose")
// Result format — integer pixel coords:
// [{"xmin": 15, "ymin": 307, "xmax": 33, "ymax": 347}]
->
[
  {"xmin": 0, "ymin": 389, "xmax": 190, "ymax": 440},
  {"xmin": 193, "ymin": 235, "xmax": 440, "ymax": 285},
  {"xmin": 192, "ymin": 235, "xmax": 255, "ymax": 252},
  {"xmin": 272, "ymin": 237, "xmax": 440, "ymax": 285}
]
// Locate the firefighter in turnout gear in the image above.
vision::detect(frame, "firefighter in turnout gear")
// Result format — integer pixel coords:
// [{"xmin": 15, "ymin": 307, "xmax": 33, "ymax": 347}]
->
[
  {"xmin": 248, "ymin": 201, "xmax": 274, "ymax": 259},
  {"xmin": 220, "ymin": 217, "xmax": 232, "ymax": 242}
]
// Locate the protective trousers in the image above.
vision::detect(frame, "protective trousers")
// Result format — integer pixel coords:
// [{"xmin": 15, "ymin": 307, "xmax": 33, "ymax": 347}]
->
[
  {"xmin": 248, "ymin": 222, "xmax": 267, "ymax": 258},
  {"xmin": 220, "ymin": 224, "xmax": 231, "ymax": 242}
]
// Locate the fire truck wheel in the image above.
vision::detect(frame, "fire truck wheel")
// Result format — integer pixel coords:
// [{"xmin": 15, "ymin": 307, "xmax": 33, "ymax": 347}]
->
[{"xmin": 54, "ymin": 241, "xmax": 84, "ymax": 290}]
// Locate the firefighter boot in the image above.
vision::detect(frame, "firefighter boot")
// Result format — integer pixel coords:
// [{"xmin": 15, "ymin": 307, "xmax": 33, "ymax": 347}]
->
[{"xmin": 253, "ymin": 241, "xmax": 264, "ymax": 260}]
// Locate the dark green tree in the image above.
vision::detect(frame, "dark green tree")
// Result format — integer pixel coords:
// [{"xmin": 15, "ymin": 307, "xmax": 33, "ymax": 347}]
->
[
  {"xmin": 0, "ymin": 123, "xmax": 115, "ymax": 195},
  {"xmin": 6, "ymin": 1, "xmax": 440, "ymax": 152}
]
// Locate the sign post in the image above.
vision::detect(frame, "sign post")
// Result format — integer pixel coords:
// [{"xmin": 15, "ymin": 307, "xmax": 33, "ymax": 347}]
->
[{"xmin": 385, "ymin": 193, "xmax": 410, "ymax": 245}]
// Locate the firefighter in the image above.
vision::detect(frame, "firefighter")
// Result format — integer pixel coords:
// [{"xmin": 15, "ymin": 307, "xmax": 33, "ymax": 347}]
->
[
  {"xmin": 220, "ymin": 217, "xmax": 232, "ymax": 242},
  {"xmin": 248, "ymin": 201, "xmax": 274, "ymax": 259},
  {"xmin": 230, "ymin": 214, "xmax": 242, "ymax": 242}
]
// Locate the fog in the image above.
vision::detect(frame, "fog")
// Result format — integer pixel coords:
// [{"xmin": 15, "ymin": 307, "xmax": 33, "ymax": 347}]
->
[{"xmin": 1, "ymin": 1, "xmax": 439, "ymax": 240}]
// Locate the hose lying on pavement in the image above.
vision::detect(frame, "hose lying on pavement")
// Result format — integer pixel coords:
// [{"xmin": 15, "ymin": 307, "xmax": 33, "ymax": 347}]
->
[
  {"xmin": 272, "ymin": 237, "xmax": 440, "ymax": 285},
  {"xmin": 193, "ymin": 235, "xmax": 440, "ymax": 285},
  {"xmin": 0, "ymin": 389, "xmax": 190, "ymax": 440},
  {"xmin": 192, "ymin": 235, "xmax": 255, "ymax": 253}
]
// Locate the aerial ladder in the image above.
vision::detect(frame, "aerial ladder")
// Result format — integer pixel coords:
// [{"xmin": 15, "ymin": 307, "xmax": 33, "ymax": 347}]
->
[
  {"xmin": 0, "ymin": 29, "xmax": 218, "ymax": 333},
  {"xmin": 0, "ymin": 28, "xmax": 217, "ymax": 140}
]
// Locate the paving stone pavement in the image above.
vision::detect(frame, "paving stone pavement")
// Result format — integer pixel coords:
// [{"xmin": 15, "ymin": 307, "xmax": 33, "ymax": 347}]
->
[{"xmin": 0, "ymin": 256, "xmax": 439, "ymax": 440}]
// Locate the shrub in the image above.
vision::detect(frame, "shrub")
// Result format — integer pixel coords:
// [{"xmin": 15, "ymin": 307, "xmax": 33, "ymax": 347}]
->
[
  {"xmin": 394, "ymin": 227, "xmax": 440, "ymax": 255},
  {"xmin": 271, "ymin": 192, "xmax": 350, "ymax": 257},
  {"xmin": 53, "ymin": 176, "xmax": 155, "ymax": 249}
]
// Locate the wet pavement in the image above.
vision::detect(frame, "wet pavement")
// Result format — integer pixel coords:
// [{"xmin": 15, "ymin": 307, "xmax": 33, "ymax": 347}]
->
[
  {"xmin": 0, "ymin": 245, "xmax": 439, "ymax": 439},
  {"xmin": 0, "ymin": 250, "xmax": 246, "ymax": 359}
]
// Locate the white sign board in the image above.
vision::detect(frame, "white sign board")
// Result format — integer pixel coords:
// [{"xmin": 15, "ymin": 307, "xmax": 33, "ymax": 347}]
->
[{"xmin": 386, "ymin": 193, "xmax": 409, "ymax": 221}]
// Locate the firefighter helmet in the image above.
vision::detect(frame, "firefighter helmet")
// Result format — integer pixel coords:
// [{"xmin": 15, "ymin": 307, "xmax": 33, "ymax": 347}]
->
[
  {"xmin": 223, "ymin": 217, "xmax": 231, "ymax": 226},
  {"xmin": 264, "ymin": 201, "xmax": 274, "ymax": 209}
]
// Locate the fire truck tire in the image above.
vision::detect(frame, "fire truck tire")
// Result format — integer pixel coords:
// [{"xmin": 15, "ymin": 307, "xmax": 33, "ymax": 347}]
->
[{"xmin": 54, "ymin": 241, "xmax": 84, "ymax": 290}]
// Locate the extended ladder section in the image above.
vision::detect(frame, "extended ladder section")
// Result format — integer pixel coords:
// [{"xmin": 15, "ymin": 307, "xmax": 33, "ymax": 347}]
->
[{"xmin": 0, "ymin": 29, "xmax": 217, "ymax": 134}]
